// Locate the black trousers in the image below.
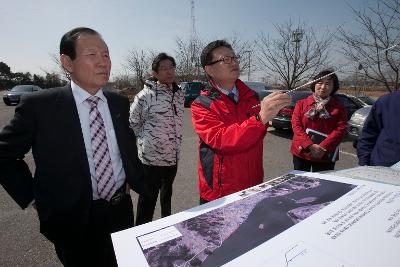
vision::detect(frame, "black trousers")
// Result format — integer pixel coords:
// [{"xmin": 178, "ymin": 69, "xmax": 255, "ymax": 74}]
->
[
  {"xmin": 136, "ymin": 164, "xmax": 177, "ymax": 225},
  {"xmin": 54, "ymin": 193, "xmax": 134, "ymax": 267},
  {"xmin": 293, "ymin": 155, "xmax": 335, "ymax": 172}
]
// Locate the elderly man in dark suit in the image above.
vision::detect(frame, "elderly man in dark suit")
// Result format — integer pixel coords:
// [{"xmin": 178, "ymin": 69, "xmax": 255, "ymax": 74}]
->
[{"xmin": 0, "ymin": 27, "xmax": 144, "ymax": 267}]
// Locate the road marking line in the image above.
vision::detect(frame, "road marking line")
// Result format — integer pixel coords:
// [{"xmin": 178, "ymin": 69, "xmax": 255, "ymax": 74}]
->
[{"xmin": 339, "ymin": 150, "xmax": 357, "ymax": 157}]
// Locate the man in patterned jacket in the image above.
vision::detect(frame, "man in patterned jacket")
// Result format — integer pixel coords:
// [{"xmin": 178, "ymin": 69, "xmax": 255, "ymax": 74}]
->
[
  {"xmin": 129, "ymin": 53, "xmax": 184, "ymax": 225},
  {"xmin": 191, "ymin": 40, "xmax": 291, "ymax": 203}
]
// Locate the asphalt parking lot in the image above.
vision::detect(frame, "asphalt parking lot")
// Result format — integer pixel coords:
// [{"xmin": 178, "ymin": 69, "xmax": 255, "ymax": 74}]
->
[{"xmin": 0, "ymin": 99, "xmax": 359, "ymax": 266}]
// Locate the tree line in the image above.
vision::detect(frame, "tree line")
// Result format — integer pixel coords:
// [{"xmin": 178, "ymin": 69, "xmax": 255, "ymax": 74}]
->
[
  {"xmin": 1, "ymin": 0, "xmax": 399, "ymax": 93},
  {"xmin": 0, "ymin": 61, "xmax": 66, "ymax": 90}
]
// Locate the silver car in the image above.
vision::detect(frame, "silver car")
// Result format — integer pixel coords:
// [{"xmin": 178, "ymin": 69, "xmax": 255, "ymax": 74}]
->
[
  {"xmin": 347, "ymin": 106, "xmax": 372, "ymax": 147},
  {"xmin": 3, "ymin": 85, "xmax": 42, "ymax": 106}
]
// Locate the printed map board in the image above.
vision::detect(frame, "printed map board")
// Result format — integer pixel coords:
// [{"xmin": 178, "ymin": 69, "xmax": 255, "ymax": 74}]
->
[{"xmin": 112, "ymin": 172, "xmax": 400, "ymax": 267}]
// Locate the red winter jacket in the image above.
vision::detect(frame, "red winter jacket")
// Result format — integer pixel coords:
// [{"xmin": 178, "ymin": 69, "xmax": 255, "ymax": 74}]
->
[
  {"xmin": 191, "ymin": 79, "xmax": 267, "ymax": 202},
  {"xmin": 291, "ymin": 94, "xmax": 347, "ymax": 162}
]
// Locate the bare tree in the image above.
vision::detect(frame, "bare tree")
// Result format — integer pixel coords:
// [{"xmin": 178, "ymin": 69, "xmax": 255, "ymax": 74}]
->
[
  {"xmin": 111, "ymin": 72, "xmax": 134, "ymax": 90},
  {"xmin": 174, "ymin": 36, "xmax": 205, "ymax": 82},
  {"xmin": 124, "ymin": 48, "xmax": 155, "ymax": 90},
  {"xmin": 384, "ymin": 0, "xmax": 400, "ymax": 16},
  {"xmin": 338, "ymin": 0, "xmax": 400, "ymax": 92},
  {"xmin": 228, "ymin": 33, "xmax": 257, "ymax": 81},
  {"xmin": 49, "ymin": 52, "xmax": 70, "ymax": 82},
  {"xmin": 257, "ymin": 21, "xmax": 332, "ymax": 89}
]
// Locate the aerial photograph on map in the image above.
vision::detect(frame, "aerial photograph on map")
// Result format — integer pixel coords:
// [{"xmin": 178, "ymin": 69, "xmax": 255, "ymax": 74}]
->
[{"xmin": 139, "ymin": 174, "xmax": 357, "ymax": 267}]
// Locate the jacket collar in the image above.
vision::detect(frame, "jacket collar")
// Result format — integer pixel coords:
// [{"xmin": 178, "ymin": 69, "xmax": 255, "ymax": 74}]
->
[
  {"xmin": 55, "ymin": 85, "xmax": 92, "ymax": 180},
  {"xmin": 208, "ymin": 79, "xmax": 255, "ymax": 101}
]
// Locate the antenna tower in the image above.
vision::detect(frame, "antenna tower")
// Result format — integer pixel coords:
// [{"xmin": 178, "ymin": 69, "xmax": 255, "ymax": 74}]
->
[
  {"xmin": 190, "ymin": 0, "xmax": 197, "ymax": 63},
  {"xmin": 191, "ymin": 0, "xmax": 196, "ymax": 40}
]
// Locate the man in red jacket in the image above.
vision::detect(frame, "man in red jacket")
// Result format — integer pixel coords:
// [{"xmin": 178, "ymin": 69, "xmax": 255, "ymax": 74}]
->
[{"xmin": 191, "ymin": 40, "xmax": 291, "ymax": 203}]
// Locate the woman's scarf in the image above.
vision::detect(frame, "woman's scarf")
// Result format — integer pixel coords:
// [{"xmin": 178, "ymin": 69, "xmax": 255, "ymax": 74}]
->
[{"xmin": 305, "ymin": 94, "xmax": 331, "ymax": 119}]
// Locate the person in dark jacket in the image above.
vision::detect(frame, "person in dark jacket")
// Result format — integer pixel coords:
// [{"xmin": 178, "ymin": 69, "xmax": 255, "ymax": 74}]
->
[
  {"xmin": 357, "ymin": 91, "xmax": 400, "ymax": 167},
  {"xmin": 191, "ymin": 40, "xmax": 291, "ymax": 203},
  {"xmin": 0, "ymin": 27, "xmax": 144, "ymax": 267},
  {"xmin": 291, "ymin": 70, "xmax": 348, "ymax": 172}
]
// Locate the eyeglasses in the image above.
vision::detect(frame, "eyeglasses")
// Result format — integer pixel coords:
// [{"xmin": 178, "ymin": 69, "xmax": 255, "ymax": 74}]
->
[
  {"xmin": 208, "ymin": 55, "xmax": 240, "ymax": 65},
  {"xmin": 158, "ymin": 66, "xmax": 176, "ymax": 72}
]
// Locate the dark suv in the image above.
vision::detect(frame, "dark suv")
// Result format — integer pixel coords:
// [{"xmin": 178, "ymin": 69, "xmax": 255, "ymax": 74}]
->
[
  {"xmin": 180, "ymin": 81, "xmax": 207, "ymax": 107},
  {"xmin": 3, "ymin": 85, "xmax": 42, "ymax": 106}
]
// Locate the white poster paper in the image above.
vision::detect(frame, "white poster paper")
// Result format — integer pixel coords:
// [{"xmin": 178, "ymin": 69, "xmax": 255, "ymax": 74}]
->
[{"xmin": 112, "ymin": 172, "xmax": 400, "ymax": 267}]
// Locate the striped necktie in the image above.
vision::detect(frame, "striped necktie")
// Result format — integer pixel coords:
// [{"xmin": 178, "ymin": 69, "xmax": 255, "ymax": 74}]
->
[{"xmin": 86, "ymin": 96, "xmax": 116, "ymax": 201}]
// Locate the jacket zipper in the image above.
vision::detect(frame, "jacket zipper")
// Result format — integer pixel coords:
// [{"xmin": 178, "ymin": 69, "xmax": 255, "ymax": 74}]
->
[
  {"xmin": 171, "ymin": 91, "xmax": 178, "ymax": 164},
  {"xmin": 217, "ymin": 156, "xmax": 223, "ymax": 189}
]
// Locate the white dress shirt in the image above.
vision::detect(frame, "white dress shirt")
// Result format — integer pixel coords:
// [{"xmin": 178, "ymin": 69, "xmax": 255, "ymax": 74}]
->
[{"xmin": 71, "ymin": 81, "xmax": 126, "ymax": 199}]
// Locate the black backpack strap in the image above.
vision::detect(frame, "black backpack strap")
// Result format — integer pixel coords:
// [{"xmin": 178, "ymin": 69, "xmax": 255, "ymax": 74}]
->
[{"xmin": 193, "ymin": 88, "xmax": 220, "ymax": 110}]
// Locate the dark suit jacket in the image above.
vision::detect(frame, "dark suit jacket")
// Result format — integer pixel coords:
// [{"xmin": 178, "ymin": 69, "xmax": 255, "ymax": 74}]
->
[
  {"xmin": 357, "ymin": 91, "xmax": 400, "ymax": 166},
  {"xmin": 0, "ymin": 85, "xmax": 144, "ymax": 244}
]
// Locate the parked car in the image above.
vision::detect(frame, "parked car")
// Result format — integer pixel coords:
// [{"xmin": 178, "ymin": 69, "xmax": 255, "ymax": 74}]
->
[
  {"xmin": 354, "ymin": 94, "xmax": 375, "ymax": 106},
  {"xmin": 347, "ymin": 106, "xmax": 372, "ymax": 148},
  {"xmin": 243, "ymin": 81, "xmax": 272, "ymax": 99},
  {"xmin": 3, "ymin": 85, "xmax": 42, "ymax": 106},
  {"xmin": 271, "ymin": 91, "xmax": 373, "ymax": 130},
  {"xmin": 180, "ymin": 81, "xmax": 207, "ymax": 107},
  {"xmin": 271, "ymin": 91, "xmax": 312, "ymax": 130},
  {"xmin": 334, "ymin": 93, "xmax": 373, "ymax": 119}
]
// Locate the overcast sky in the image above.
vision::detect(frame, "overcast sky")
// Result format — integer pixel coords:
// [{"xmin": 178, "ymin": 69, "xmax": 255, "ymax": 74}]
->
[{"xmin": 1, "ymin": 0, "xmax": 371, "ymax": 79}]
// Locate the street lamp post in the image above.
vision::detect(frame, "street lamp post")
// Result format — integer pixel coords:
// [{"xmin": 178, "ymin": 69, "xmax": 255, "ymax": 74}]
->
[{"xmin": 244, "ymin": 50, "xmax": 251, "ymax": 81}]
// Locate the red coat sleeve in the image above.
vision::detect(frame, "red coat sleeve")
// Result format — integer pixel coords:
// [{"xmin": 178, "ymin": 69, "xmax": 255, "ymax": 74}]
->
[{"xmin": 291, "ymin": 100, "xmax": 314, "ymax": 150}]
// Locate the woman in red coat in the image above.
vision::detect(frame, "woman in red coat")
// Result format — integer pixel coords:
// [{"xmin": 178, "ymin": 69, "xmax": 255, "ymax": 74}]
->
[{"xmin": 291, "ymin": 70, "xmax": 348, "ymax": 172}]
